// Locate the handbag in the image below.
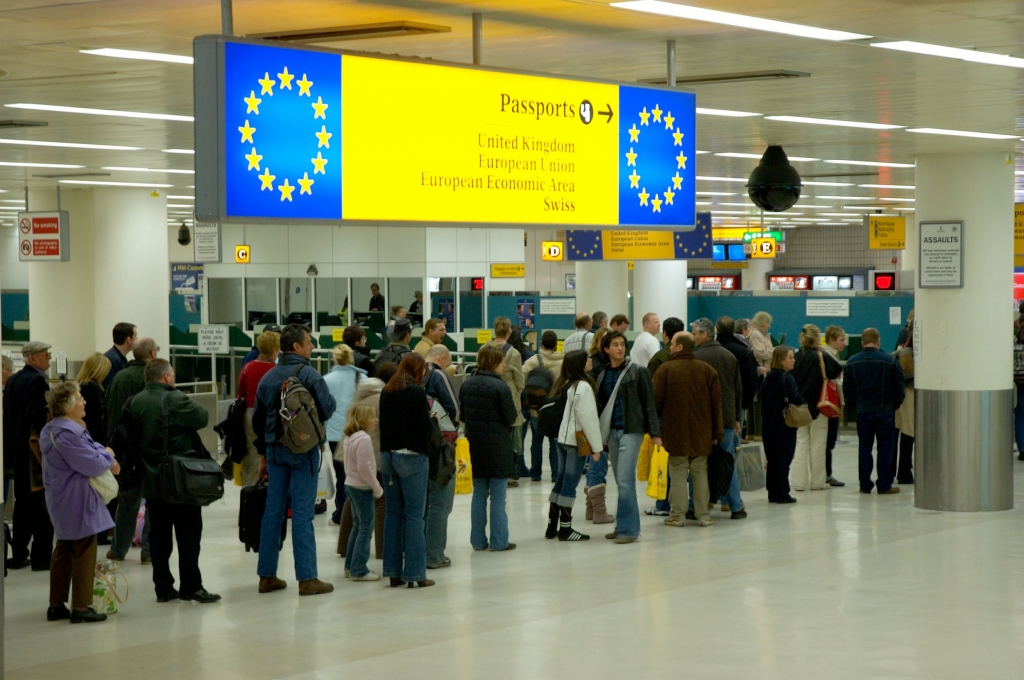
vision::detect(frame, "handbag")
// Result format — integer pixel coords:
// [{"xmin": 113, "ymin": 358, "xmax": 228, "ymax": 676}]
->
[
  {"xmin": 153, "ymin": 392, "xmax": 225, "ymax": 506},
  {"xmin": 783, "ymin": 399, "xmax": 813, "ymax": 428},
  {"xmin": 93, "ymin": 560, "xmax": 129, "ymax": 615},
  {"xmin": 816, "ymin": 350, "xmax": 842, "ymax": 419},
  {"xmin": 707, "ymin": 444, "xmax": 735, "ymax": 499},
  {"xmin": 49, "ymin": 429, "xmax": 119, "ymax": 504}
]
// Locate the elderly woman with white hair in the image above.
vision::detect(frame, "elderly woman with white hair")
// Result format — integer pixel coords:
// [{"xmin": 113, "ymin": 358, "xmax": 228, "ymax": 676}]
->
[
  {"xmin": 324, "ymin": 343, "xmax": 369, "ymax": 524},
  {"xmin": 40, "ymin": 380, "xmax": 119, "ymax": 624},
  {"xmin": 748, "ymin": 312, "xmax": 775, "ymax": 369}
]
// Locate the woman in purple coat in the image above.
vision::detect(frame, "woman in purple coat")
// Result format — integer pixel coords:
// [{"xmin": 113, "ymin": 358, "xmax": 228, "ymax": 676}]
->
[{"xmin": 40, "ymin": 381, "xmax": 119, "ymax": 624}]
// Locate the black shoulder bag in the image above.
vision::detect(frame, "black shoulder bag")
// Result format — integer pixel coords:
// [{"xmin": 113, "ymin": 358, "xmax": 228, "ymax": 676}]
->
[{"xmin": 158, "ymin": 391, "xmax": 225, "ymax": 506}]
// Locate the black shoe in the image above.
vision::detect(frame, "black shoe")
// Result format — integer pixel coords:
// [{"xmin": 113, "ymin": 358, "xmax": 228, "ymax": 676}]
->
[
  {"xmin": 30, "ymin": 563, "xmax": 50, "ymax": 572},
  {"xmin": 685, "ymin": 510, "xmax": 697, "ymax": 521},
  {"xmin": 156, "ymin": 588, "xmax": 180, "ymax": 603},
  {"xmin": 507, "ymin": 480, "xmax": 519, "ymax": 488},
  {"xmin": 545, "ymin": 520, "xmax": 558, "ymax": 539},
  {"xmin": 860, "ymin": 488, "xmax": 873, "ymax": 494},
  {"xmin": 531, "ymin": 478, "xmax": 542, "ymax": 483},
  {"xmin": 6, "ymin": 556, "xmax": 30, "ymax": 570},
  {"xmin": 47, "ymin": 605, "xmax": 71, "ymax": 621},
  {"xmin": 70, "ymin": 607, "xmax": 107, "ymax": 624},
  {"xmin": 778, "ymin": 496, "xmax": 797, "ymax": 504},
  {"xmin": 557, "ymin": 526, "xmax": 590, "ymax": 541},
  {"xmin": 181, "ymin": 588, "xmax": 221, "ymax": 603},
  {"xmin": 731, "ymin": 509, "xmax": 748, "ymax": 519},
  {"xmin": 897, "ymin": 477, "xmax": 915, "ymax": 485},
  {"xmin": 1019, "ymin": 451, "xmax": 1024, "ymax": 462}
]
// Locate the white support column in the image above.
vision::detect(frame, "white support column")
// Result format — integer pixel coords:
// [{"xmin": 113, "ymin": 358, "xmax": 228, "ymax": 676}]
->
[
  {"xmin": 633, "ymin": 260, "xmax": 688, "ymax": 326},
  {"xmin": 744, "ymin": 258, "xmax": 772, "ymax": 291},
  {"xmin": 914, "ymin": 152, "xmax": 1014, "ymax": 511},
  {"xmin": 575, "ymin": 261, "xmax": 628, "ymax": 322}
]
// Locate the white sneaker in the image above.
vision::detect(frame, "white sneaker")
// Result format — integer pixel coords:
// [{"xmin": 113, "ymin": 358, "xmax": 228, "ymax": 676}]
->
[
  {"xmin": 351, "ymin": 570, "xmax": 380, "ymax": 582},
  {"xmin": 344, "ymin": 569, "xmax": 350, "ymax": 578},
  {"xmin": 697, "ymin": 517, "xmax": 713, "ymax": 527}
]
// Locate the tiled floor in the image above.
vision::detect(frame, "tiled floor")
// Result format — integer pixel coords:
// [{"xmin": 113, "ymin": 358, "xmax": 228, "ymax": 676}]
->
[{"xmin": 5, "ymin": 437, "xmax": 1024, "ymax": 679}]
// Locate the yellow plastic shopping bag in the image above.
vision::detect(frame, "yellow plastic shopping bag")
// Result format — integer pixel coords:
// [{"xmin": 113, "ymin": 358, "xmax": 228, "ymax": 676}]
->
[
  {"xmin": 233, "ymin": 462, "xmax": 244, "ymax": 487},
  {"xmin": 455, "ymin": 437, "xmax": 473, "ymax": 495},
  {"xmin": 636, "ymin": 434, "xmax": 653, "ymax": 481},
  {"xmin": 645, "ymin": 445, "xmax": 669, "ymax": 500}
]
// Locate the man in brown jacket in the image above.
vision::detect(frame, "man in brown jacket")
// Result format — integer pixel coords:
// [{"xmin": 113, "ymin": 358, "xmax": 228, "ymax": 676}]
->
[{"xmin": 652, "ymin": 332, "xmax": 723, "ymax": 528}]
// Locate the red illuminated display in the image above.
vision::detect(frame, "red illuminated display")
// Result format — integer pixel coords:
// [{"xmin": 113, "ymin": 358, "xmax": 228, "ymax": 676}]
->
[
  {"xmin": 470, "ymin": 277, "xmax": 484, "ymax": 291},
  {"xmin": 873, "ymin": 272, "xmax": 896, "ymax": 291}
]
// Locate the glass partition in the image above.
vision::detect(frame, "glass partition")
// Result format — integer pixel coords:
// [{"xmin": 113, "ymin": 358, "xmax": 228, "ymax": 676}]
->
[
  {"xmin": 459, "ymin": 276, "xmax": 484, "ymax": 331},
  {"xmin": 431, "ymin": 277, "xmax": 456, "ymax": 331},
  {"xmin": 316, "ymin": 277, "xmax": 350, "ymax": 328},
  {"xmin": 245, "ymin": 278, "xmax": 278, "ymax": 330},
  {"xmin": 280, "ymin": 278, "xmax": 312, "ymax": 328},
  {"xmin": 387, "ymin": 277, "xmax": 423, "ymax": 327},
  {"xmin": 352, "ymin": 277, "xmax": 385, "ymax": 313},
  {"xmin": 208, "ymin": 278, "xmax": 244, "ymax": 330}
]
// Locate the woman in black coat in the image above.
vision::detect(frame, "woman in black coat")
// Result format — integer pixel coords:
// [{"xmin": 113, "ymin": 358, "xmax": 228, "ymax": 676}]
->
[
  {"xmin": 761, "ymin": 346, "xmax": 803, "ymax": 504},
  {"xmin": 460, "ymin": 344, "xmax": 519, "ymax": 552},
  {"xmin": 74, "ymin": 352, "xmax": 112, "ymax": 446}
]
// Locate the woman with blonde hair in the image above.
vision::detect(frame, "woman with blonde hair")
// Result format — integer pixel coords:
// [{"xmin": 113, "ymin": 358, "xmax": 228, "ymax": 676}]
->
[
  {"xmin": 790, "ymin": 324, "xmax": 842, "ymax": 491},
  {"xmin": 324, "ymin": 342, "xmax": 368, "ymax": 524},
  {"xmin": 75, "ymin": 353, "xmax": 112, "ymax": 447},
  {"xmin": 588, "ymin": 327, "xmax": 610, "ymax": 374},
  {"xmin": 236, "ymin": 331, "xmax": 280, "ymax": 487}
]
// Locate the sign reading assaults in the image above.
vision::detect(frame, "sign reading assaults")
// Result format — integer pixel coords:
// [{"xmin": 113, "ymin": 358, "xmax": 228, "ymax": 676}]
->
[{"xmin": 193, "ymin": 36, "xmax": 696, "ymax": 228}]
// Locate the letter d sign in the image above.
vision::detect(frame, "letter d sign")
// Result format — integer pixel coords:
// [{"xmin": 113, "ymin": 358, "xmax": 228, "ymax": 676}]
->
[{"xmin": 541, "ymin": 241, "xmax": 564, "ymax": 262}]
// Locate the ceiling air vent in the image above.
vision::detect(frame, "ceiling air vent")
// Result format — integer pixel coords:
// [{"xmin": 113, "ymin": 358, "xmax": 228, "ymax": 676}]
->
[
  {"xmin": 0, "ymin": 120, "xmax": 48, "ymax": 129},
  {"xmin": 642, "ymin": 69, "xmax": 809, "ymax": 86},
  {"xmin": 248, "ymin": 21, "xmax": 451, "ymax": 43}
]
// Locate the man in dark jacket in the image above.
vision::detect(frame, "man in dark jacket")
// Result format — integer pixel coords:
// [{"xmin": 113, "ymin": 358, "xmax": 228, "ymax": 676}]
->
[
  {"xmin": 124, "ymin": 359, "xmax": 219, "ymax": 603},
  {"xmin": 5, "ymin": 341, "xmax": 53, "ymax": 570},
  {"xmin": 105, "ymin": 336, "xmax": 158, "ymax": 563},
  {"xmin": 653, "ymin": 332, "xmax": 723, "ymax": 528},
  {"xmin": 253, "ymin": 324, "xmax": 336, "ymax": 596},
  {"xmin": 716, "ymin": 316, "xmax": 759, "ymax": 417},
  {"xmin": 645, "ymin": 317, "xmax": 687, "ymax": 377},
  {"xmin": 423, "ymin": 344, "xmax": 460, "ymax": 568},
  {"xmin": 343, "ymin": 324, "xmax": 375, "ymax": 375},
  {"xmin": 375, "ymin": 318, "xmax": 412, "ymax": 369},
  {"xmin": 843, "ymin": 327, "xmax": 906, "ymax": 495},
  {"xmin": 592, "ymin": 331, "xmax": 661, "ymax": 544},
  {"xmin": 102, "ymin": 322, "xmax": 136, "ymax": 389},
  {"xmin": 693, "ymin": 318, "xmax": 746, "ymax": 520}
]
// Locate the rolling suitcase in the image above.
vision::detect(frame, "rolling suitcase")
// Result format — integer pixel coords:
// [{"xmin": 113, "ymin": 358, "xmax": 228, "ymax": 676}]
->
[{"xmin": 239, "ymin": 483, "xmax": 287, "ymax": 553}]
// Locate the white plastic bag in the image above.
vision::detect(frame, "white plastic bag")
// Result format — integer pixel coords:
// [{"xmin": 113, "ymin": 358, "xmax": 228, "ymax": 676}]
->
[
  {"xmin": 317, "ymin": 456, "xmax": 335, "ymax": 501},
  {"xmin": 736, "ymin": 445, "xmax": 766, "ymax": 492}
]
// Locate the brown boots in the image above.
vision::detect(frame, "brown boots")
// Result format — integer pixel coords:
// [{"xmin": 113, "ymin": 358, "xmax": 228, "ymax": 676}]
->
[
  {"xmin": 298, "ymin": 578, "xmax": 334, "ymax": 596},
  {"xmin": 258, "ymin": 577, "xmax": 287, "ymax": 593},
  {"xmin": 584, "ymin": 486, "xmax": 594, "ymax": 521},
  {"xmin": 588, "ymin": 484, "xmax": 614, "ymax": 524}
]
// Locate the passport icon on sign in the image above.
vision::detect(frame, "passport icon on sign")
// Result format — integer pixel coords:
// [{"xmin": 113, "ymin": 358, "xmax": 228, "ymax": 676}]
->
[{"xmin": 617, "ymin": 86, "xmax": 696, "ymax": 228}]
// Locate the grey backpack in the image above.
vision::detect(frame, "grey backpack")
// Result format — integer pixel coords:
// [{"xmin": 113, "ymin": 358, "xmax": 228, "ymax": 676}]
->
[{"xmin": 278, "ymin": 366, "xmax": 324, "ymax": 454}]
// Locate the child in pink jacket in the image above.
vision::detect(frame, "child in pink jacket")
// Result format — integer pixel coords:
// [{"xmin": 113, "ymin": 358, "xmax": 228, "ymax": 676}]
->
[{"xmin": 343, "ymin": 403, "xmax": 384, "ymax": 581}]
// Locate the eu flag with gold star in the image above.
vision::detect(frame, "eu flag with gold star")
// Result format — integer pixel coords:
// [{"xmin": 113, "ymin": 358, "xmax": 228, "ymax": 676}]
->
[
  {"xmin": 618, "ymin": 86, "xmax": 696, "ymax": 228},
  {"xmin": 567, "ymin": 230, "xmax": 603, "ymax": 260},
  {"xmin": 224, "ymin": 42, "xmax": 341, "ymax": 219},
  {"xmin": 673, "ymin": 211, "xmax": 711, "ymax": 258}
]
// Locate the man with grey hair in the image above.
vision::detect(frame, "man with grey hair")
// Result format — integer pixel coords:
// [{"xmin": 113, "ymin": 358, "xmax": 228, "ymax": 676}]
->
[
  {"xmin": 5, "ymin": 341, "xmax": 53, "ymax": 570},
  {"xmin": 692, "ymin": 318, "xmax": 746, "ymax": 520},
  {"xmin": 423, "ymin": 343, "xmax": 459, "ymax": 569},
  {"xmin": 734, "ymin": 319, "xmax": 752, "ymax": 347},
  {"xmin": 563, "ymin": 313, "xmax": 593, "ymax": 353},
  {"xmin": 104, "ymin": 336, "xmax": 160, "ymax": 563},
  {"xmin": 2, "ymin": 354, "xmax": 14, "ymax": 388}
]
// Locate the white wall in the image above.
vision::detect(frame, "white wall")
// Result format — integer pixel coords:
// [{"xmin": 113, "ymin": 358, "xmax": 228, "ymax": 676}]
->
[{"xmin": 1, "ymin": 225, "xmax": 29, "ymax": 290}]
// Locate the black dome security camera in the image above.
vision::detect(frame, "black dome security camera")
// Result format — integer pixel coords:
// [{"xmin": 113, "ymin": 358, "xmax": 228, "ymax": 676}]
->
[
  {"xmin": 177, "ymin": 222, "xmax": 191, "ymax": 246},
  {"xmin": 746, "ymin": 145, "xmax": 802, "ymax": 212}
]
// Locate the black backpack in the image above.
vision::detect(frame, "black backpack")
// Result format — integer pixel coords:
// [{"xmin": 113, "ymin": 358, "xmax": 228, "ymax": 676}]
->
[
  {"xmin": 537, "ymin": 385, "xmax": 568, "ymax": 440},
  {"xmin": 523, "ymin": 354, "xmax": 555, "ymax": 410},
  {"xmin": 375, "ymin": 343, "xmax": 411, "ymax": 368}
]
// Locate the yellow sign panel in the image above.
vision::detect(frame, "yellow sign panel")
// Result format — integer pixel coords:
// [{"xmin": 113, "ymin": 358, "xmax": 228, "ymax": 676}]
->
[
  {"xmin": 234, "ymin": 244, "xmax": 250, "ymax": 263},
  {"xmin": 331, "ymin": 328, "xmax": 344, "ymax": 342},
  {"xmin": 602, "ymin": 230, "xmax": 674, "ymax": 260},
  {"xmin": 868, "ymin": 215, "xmax": 906, "ymax": 250},
  {"xmin": 342, "ymin": 56, "xmax": 619, "ymax": 225},
  {"xmin": 750, "ymin": 237, "xmax": 776, "ymax": 259},
  {"xmin": 556, "ymin": 340, "xmax": 565, "ymax": 353},
  {"xmin": 711, "ymin": 260, "xmax": 748, "ymax": 269},
  {"xmin": 490, "ymin": 263, "xmax": 525, "ymax": 278},
  {"xmin": 541, "ymin": 241, "xmax": 564, "ymax": 261},
  {"xmin": 1015, "ymin": 204, "xmax": 1024, "ymax": 267},
  {"xmin": 476, "ymin": 330, "xmax": 493, "ymax": 344}
]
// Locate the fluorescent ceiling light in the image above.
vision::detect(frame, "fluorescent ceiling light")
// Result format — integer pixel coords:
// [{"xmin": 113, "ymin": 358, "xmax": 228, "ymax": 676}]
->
[
  {"xmin": 792, "ymin": 218, "xmax": 824, "ymax": 221},
  {"xmin": 81, "ymin": 48, "xmax": 193, "ymax": 64},
  {"xmin": 824, "ymin": 159, "xmax": 915, "ymax": 168},
  {"xmin": 0, "ymin": 161, "xmax": 84, "ymax": 168},
  {"xmin": 765, "ymin": 115, "xmax": 903, "ymax": 130},
  {"xmin": 611, "ymin": 1, "xmax": 871, "ymax": 41},
  {"xmin": 792, "ymin": 204, "xmax": 834, "ymax": 209},
  {"xmin": 6, "ymin": 103, "xmax": 192, "ymax": 123},
  {"xmin": 167, "ymin": 195, "xmax": 194, "ymax": 200},
  {"xmin": 818, "ymin": 212, "xmax": 858, "ymax": 217},
  {"xmin": 710, "ymin": 210, "xmax": 752, "ymax": 215},
  {"xmin": 696, "ymin": 108, "xmax": 762, "ymax": 117},
  {"xmin": 894, "ymin": 207, "xmax": 915, "ymax": 211},
  {"xmin": 815, "ymin": 195, "xmax": 876, "ymax": 200},
  {"xmin": 842, "ymin": 205, "xmax": 890, "ymax": 210},
  {"xmin": 879, "ymin": 197, "xmax": 915, "ymax": 202},
  {"xmin": 58, "ymin": 180, "xmax": 172, "ymax": 187},
  {"xmin": 695, "ymin": 201, "xmax": 713, "ymax": 205},
  {"xmin": 696, "ymin": 150, "xmax": 710, "ymax": 155},
  {"xmin": 162, "ymin": 149, "xmax": 195, "ymax": 154},
  {"xmin": 103, "ymin": 166, "xmax": 194, "ymax": 174},
  {"xmin": 860, "ymin": 183, "xmax": 915, "ymax": 190},
  {"xmin": 871, "ymin": 41, "xmax": 1024, "ymax": 69},
  {"xmin": 167, "ymin": 204, "xmax": 194, "ymax": 208},
  {"xmin": 0, "ymin": 138, "xmax": 140, "ymax": 151},
  {"xmin": 802, "ymin": 180, "xmax": 854, "ymax": 187},
  {"xmin": 906, "ymin": 127, "xmax": 1019, "ymax": 140},
  {"xmin": 696, "ymin": 191, "xmax": 737, "ymax": 196},
  {"xmin": 697, "ymin": 176, "xmax": 747, "ymax": 183},
  {"xmin": 717, "ymin": 202, "xmax": 755, "ymax": 207},
  {"xmin": 715, "ymin": 152, "xmax": 820, "ymax": 161},
  {"xmin": 0, "ymin": 199, "xmax": 25, "ymax": 203}
]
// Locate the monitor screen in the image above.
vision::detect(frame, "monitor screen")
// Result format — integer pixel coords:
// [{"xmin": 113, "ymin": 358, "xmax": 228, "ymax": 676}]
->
[
  {"xmin": 727, "ymin": 244, "xmax": 746, "ymax": 261},
  {"xmin": 838, "ymin": 276, "xmax": 853, "ymax": 290},
  {"xmin": 712, "ymin": 244, "xmax": 726, "ymax": 261},
  {"xmin": 812, "ymin": 276, "xmax": 839, "ymax": 291}
]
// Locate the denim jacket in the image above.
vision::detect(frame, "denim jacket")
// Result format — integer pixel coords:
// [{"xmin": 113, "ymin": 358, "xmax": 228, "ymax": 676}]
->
[
  {"xmin": 842, "ymin": 347, "xmax": 905, "ymax": 414},
  {"xmin": 253, "ymin": 353, "xmax": 336, "ymax": 454}
]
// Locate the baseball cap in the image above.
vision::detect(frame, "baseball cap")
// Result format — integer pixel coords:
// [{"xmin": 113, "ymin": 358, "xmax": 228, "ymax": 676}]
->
[
  {"xmin": 262, "ymin": 324, "xmax": 282, "ymax": 334},
  {"xmin": 21, "ymin": 341, "xmax": 51, "ymax": 357}
]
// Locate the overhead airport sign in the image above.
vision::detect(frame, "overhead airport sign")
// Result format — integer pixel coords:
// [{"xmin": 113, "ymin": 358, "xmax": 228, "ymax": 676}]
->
[
  {"xmin": 565, "ymin": 212, "xmax": 710, "ymax": 260},
  {"xmin": 18, "ymin": 212, "xmax": 69, "ymax": 262},
  {"xmin": 867, "ymin": 215, "xmax": 906, "ymax": 250},
  {"xmin": 194, "ymin": 36, "xmax": 697, "ymax": 228}
]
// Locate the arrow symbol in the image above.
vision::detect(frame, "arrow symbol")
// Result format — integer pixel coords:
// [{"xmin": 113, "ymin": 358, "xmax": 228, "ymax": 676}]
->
[{"xmin": 598, "ymin": 103, "xmax": 614, "ymax": 123}]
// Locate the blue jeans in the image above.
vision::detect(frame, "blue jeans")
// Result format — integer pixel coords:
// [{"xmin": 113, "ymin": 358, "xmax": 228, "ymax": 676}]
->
[
  {"xmin": 258, "ymin": 444, "xmax": 320, "ymax": 581},
  {"xmin": 344, "ymin": 486, "xmax": 375, "ymax": 578},
  {"xmin": 688, "ymin": 429, "xmax": 742, "ymax": 512},
  {"xmin": 549, "ymin": 443, "xmax": 585, "ymax": 508},
  {"xmin": 586, "ymin": 451, "xmax": 608, "ymax": 488},
  {"xmin": 381, "ymin": 452, "xmax": 429, "ymax": 582},
  {"xmin": 1015, "ymin": 387, "xmax": 1024, "ymax": 453},
  {"xmin": 424, "ymin": 475, "xmax": 455, "ymax": 565},
  {"xmin": 471, "ymin": 478, "xmax": 509, "ymax": 550},
  {"xmin": 520, "ymin": 414, "xmax": 558, "ymax": 481},
  {"xmin": 856, "ymin": 411, "xmax": 896, "ymax": 493},
  {"xmin": 607, "ymin": 430, "xmax": 644, "ymax": 539}
]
